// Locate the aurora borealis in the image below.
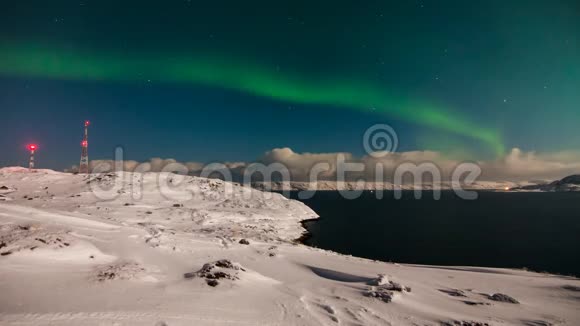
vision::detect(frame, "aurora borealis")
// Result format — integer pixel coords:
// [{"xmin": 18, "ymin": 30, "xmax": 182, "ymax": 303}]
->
[
  {"xmin": 0, "ymin": 1, "xmax": 578, "ymax": 168},
  {"xmin": 0, "ymin": 44, "xmax": 504, "ymax": 155}
]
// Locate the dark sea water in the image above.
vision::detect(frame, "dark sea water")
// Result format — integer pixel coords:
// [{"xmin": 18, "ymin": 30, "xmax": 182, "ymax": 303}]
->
[{"xmin": 285, "ymin": 191, "xmax": 580, "ymax": 277}]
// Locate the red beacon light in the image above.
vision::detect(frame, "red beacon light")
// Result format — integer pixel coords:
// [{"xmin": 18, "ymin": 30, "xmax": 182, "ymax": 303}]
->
[
  {"xmin": 84, "ymin": 120, "xmax": 90, "ymax": 127},
  {"xmin": 81, "ymin": 140, "xmax": 88, "ymax": 147},
  {"xmin": 27, "ymin": 144, "xmax": 37, "ymax": 151}
]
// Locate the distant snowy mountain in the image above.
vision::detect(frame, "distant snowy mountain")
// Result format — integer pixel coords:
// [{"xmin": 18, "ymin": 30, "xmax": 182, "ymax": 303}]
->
[
  {"xmin": 510, "ymin": 174, "xmax": 580, "ymax": 192},
  {"xmin": 251, "ymin": 180, "xmax": 526, "ymax": 192}
]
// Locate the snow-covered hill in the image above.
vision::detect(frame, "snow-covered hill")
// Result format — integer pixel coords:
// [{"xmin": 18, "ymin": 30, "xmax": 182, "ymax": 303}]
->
[
  {"xmin": 0, "ymin": 168, "xmax": 578, "ymax": 326},
  {"xmin": 0, "ymin": 167, "xmax": 316, "ymax": 242},
  {"xmin": 511, "ymin": 174, "xmax": 580, "ymax": 192}
]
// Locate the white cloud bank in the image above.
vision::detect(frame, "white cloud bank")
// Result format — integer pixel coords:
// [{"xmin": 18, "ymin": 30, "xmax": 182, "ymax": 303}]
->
[{"xmin": 68, "ymin": 148, "xmax": 580, "ymax": 183}]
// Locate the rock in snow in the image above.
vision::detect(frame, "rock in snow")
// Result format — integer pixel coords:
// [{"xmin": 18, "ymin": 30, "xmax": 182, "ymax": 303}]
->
[
  {"xmin": 487, "ymin": 293, "xmax": 520, "ymax": 304},
  {"xmin": 184, "ymin": 259, "xmax": 246, "ymax": 286}
]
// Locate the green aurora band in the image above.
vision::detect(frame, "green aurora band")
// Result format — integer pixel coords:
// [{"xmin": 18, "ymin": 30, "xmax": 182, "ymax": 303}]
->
[{"xmin": 0, "ymin": 44, "xmax": 505, "ymax": 156}]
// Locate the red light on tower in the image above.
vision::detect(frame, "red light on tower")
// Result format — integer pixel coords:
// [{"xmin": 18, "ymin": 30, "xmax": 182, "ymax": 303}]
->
[
  {"xmin": 27, "ymin": 144, "xmax": 37, "ymax": 169},
  {"xmin": 80, "ymin": 120, "xmax": 90, "ymax": 173}
]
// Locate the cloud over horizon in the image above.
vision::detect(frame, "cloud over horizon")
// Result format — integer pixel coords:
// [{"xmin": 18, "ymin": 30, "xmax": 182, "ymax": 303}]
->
[{"xmin": 68, "ymin": 147, "xmax": 580, "ymax": 184}]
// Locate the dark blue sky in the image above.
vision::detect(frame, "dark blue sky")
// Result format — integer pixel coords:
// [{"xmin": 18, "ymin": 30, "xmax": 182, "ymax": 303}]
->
[{"xmin": 0, "ymin": 0, "xmax": 578, "ymax": 169}]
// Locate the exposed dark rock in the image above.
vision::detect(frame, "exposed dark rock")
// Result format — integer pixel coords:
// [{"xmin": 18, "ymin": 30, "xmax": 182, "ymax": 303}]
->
[
  {"xmin": 239, "ymin": 239, "xmax": 250, "ymax": 245},
  {"xmin": 206, "ymin": 271, "xmax": 229, "ymax": 280},
  {"xmin": 439, "ymin": 288, "xmax": 467, "ymax": 297},
  {"xmin": 206, "ymin": 279, "xmax": 219, "ymax": 287},
  {"xmin": 521, "ymin": 320, "xmax": 553, "ymax": 326},
  {"xmin": 184, "ymin": 259, "xmax": 245, "ymax": 286},
  {"xmin": 172, "ymin": 204, "xmax": 183, "ymax": 207},
  {"xmin": 441, "ymin": 321, "xmax": 490, "ymax": 326},
  {"xmin": 562, "ymin": 285, "xmax": 580, "ymax": 292},
  {"xmin": 383, "ymin": 281, "xmax": 405, "ymax": 292},
  {"xmin": 98, "ymin": 271, "xmax": 117, "ymax": 280},
  {"xmin": 1, "ymin": 251, "xmax": 12, "ymax": 256},
  {"xmin": 0, "ymin": 186, "xmax": 9, "ymax": 190},
  {"xmin": 215, "ymin": 259, "xmax": 239, "ymax": 269},
  {"xmin": 93, "ymin": 262, "xmax": 146, "ymax": 281},
  {"xmin": 487, "ymin": 293, "xmax": 519, "ymax": 304},
  {"xmin": 364, "ymin": 278, "xmax": 410, "ymax": 303},
  {"xmin": 462, "ymin": 301, "xmax": 490, "ymax": 306},
  {"xmin": 364, "ymin": 287, "xmax": 394, "ymax": 303}
]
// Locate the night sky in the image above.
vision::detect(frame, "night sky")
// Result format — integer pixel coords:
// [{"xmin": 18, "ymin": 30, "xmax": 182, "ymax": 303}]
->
[{"xmin": 1, "ymin": 0, "xmax": 578, "ymax": 169}]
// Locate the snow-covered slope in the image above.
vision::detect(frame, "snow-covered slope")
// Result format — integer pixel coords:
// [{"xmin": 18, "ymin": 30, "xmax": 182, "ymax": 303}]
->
[
  {"xmin": 0, "ymin": 167, "xmax": 316, "ymax": 242},
  {"xmin": 1, "ymin": 168, "xmax": 578, "ymax": 326}
]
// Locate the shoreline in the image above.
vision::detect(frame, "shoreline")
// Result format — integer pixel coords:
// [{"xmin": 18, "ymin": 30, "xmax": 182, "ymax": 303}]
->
[
  {"xmin": 295, "ymin": 217, "xmax": 320, "ymax": 244},
  {"xmin": 288, "ymin": 192, "xmax": 580, "ymax": 278}
]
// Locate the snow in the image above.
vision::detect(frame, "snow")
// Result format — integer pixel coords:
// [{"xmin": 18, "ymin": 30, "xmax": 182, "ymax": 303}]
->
[{"xmin": 0, "ymin": 168, "xmax": 578, "ymax": 325}]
